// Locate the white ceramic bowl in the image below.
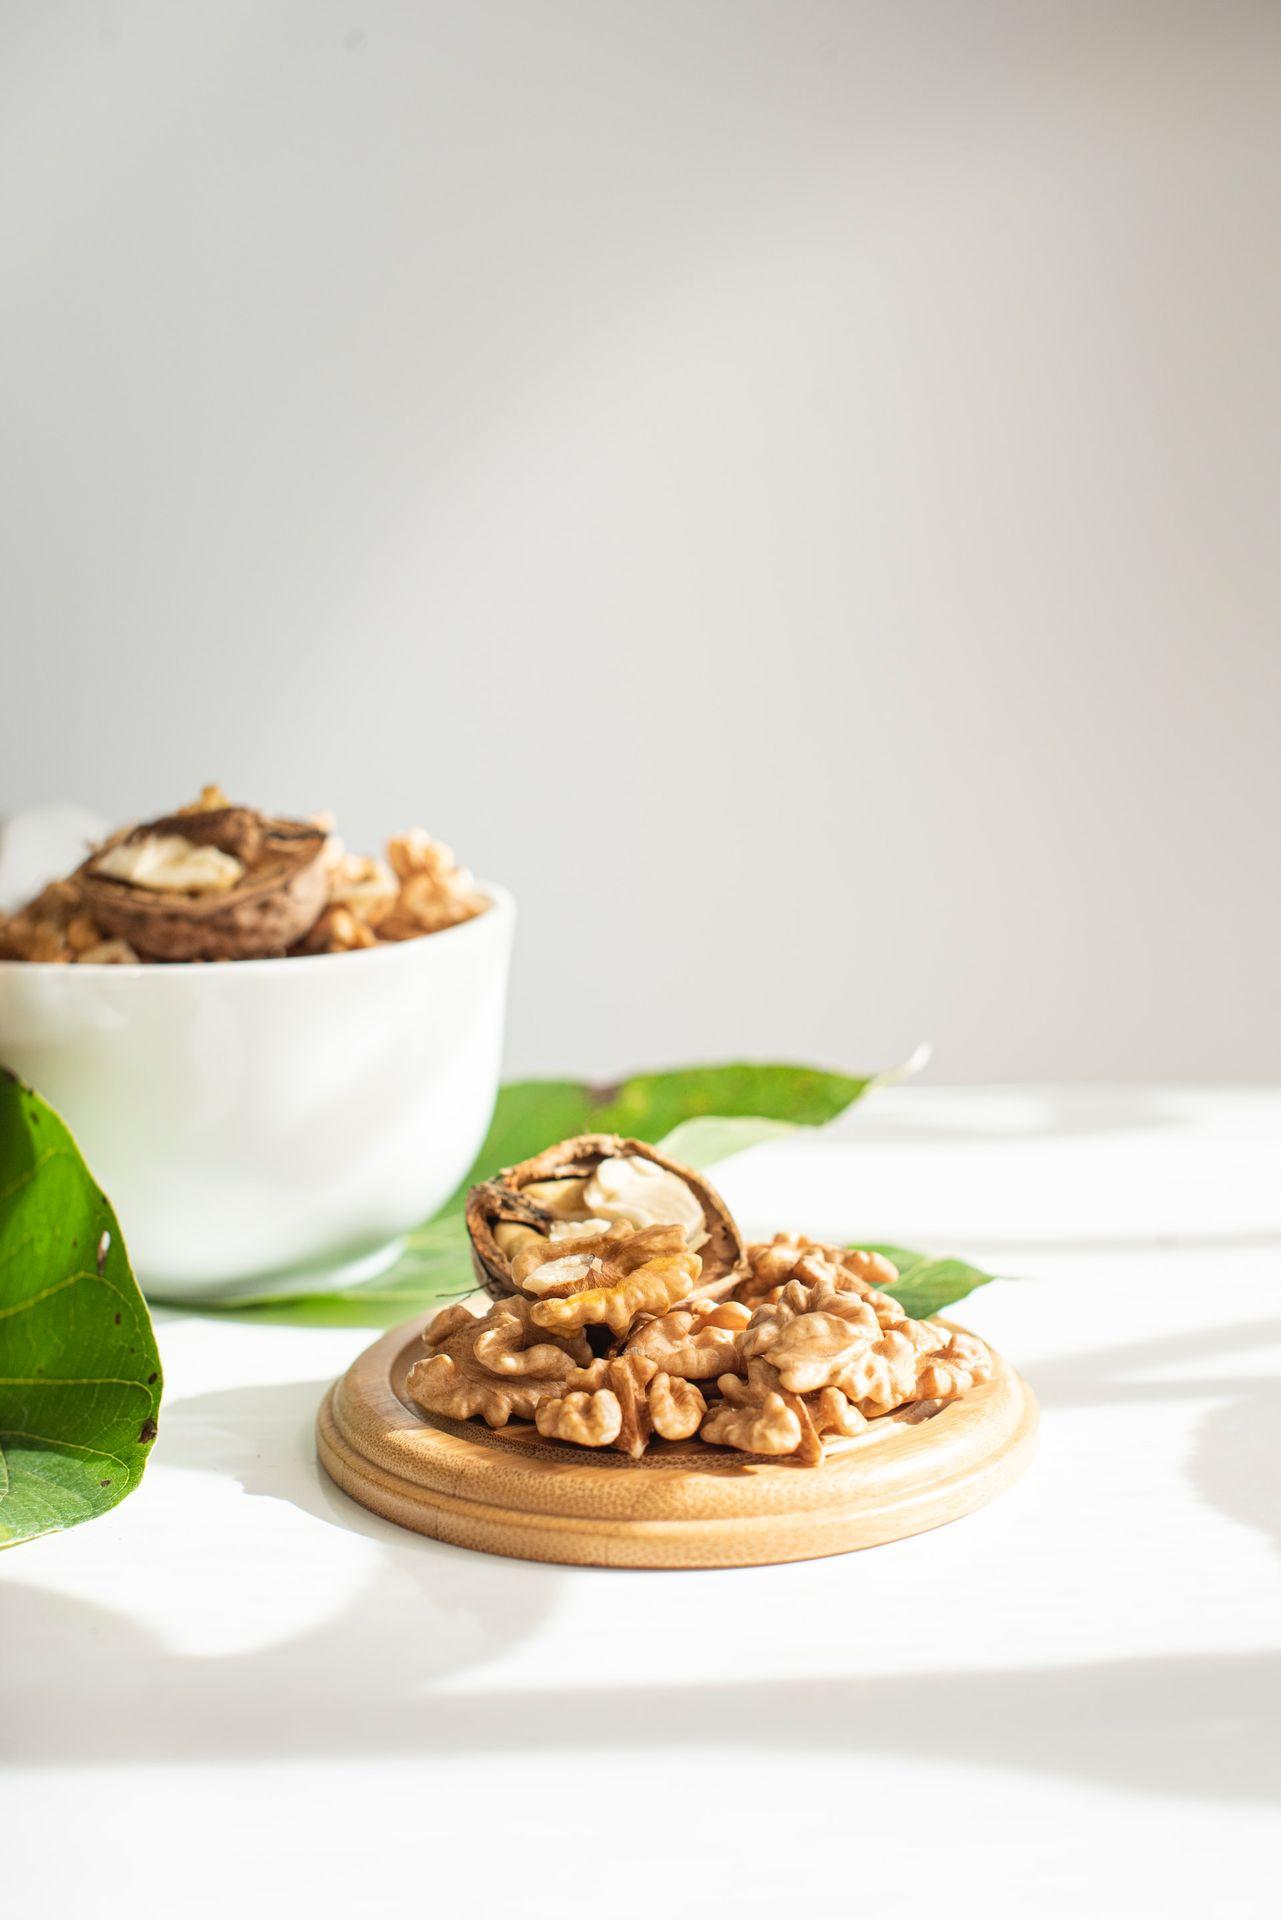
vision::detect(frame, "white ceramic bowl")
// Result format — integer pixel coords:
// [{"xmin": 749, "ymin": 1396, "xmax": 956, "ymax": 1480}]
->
[{"xmin": 0, "ymin": 887, "xmax": 515, "ymax": 1304}]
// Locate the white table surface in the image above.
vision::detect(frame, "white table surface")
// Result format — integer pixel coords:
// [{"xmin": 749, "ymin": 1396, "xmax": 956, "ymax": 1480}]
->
[{"xmin": 4, "ymin": 1085, "xmax": 1278, "ymax": 1919}]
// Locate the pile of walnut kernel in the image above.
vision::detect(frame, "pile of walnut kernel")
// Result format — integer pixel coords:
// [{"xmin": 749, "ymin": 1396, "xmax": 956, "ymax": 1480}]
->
[
  {"xmin": 408, "ymin": 1227, "xmax": 994, "ymax": 1467},
  {"xmin": 0, "ymin": 785, "xmax": 488, "ymax": 963},
  {"xmin": 303, "ymin": 818, "xmax": 488, "ymax": 955}
]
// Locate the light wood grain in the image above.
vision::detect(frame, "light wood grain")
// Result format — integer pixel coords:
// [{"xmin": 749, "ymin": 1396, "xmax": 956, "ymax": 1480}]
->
[{"xmin": 316, "ymin": 1310, "xmax": 1037, "ymax": 1568}]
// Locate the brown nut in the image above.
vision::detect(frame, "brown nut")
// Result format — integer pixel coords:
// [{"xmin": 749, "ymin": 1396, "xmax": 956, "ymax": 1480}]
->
[
  {"xmin": 405, "ymin": 1298, "xmax": 592, "ymax": 1428},
  {"xmin": 700, "ymin": 1366, "xmax": 806, "ymax": 1459},
  {"xmin": 535, "ymin": 1388, "xmax": 624, "ymax": 1449},
  {"xmin": 465, "ymin": 1133, "xmax": 746, "ymax": 1304},
  {"xmin": 699, "ymin": 1360, "xmax": 826, "ymax": 1466},
  {"xmin": 527, "ymin": 1231, "xmax": 703, "ymax": 1340},
  {"xmin": 807, "ymin": 1386, "xmax": 869, "ymax": 1441},
  {"xmin": 912, "ymin": 1329, "xmax": 994, "ymax": 1404},
  {"xmin": 736, "ymin": 1235, "xmax": 900, "ymax": 1308},
  {"xmin": 622, "ymin": 1302, "xmax": 747, "ymax": 1381},
  {"xmin": 647, "ymin": 1372, "xmax": 708, "ymax": 1442},
  {"xmin": 79, "ymin": 804, "xmax": 328, "ymax": 962},
  {"xmin": 604, "ymin": 1351, "xmax": 655, "ymax": 1459}
]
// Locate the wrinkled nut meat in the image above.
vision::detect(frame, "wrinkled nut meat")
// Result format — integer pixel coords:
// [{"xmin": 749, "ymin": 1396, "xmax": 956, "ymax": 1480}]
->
[
  {"xmin": 409, "ymin": 1158, "xmax": 998, "ymax": 1467},
  {"xmin": 406, "ymin": 1298, "xmax": 595, "ymax": 1428},
  {"xmin": 739, "ymin": 1281, "xmax": 901, "ymax": 1372},
  {"xmin": 0, "ymin": 785, "xmax": 489, "ymax": 964},
  {"xmin": 647, "ymin": 1371, "xmax": 708, "ymax": 1441},
  {"xmin": 535, "ymin": 1389, "xmax": 623, "ymax": 1448},
  {"xmin": 465, "ymin": 1134, "xmax": 746, "ymax": 1304},
  {"xmin": 698, "ymin": 1359, "xmax": 832, "ymax": 1466},
  {"xmin": 737, "ymin": 1265, "xmax": 993, "ymax": 1421},
  {"xmin": 622, "ymin": 1300, "xmax": 750, "ymax": 1380},
  {"xmin": 522, "ymin": 1226, "xmax": 703, "ymax": 1338},
  {"xmin": 700, "ymin": 1364, "xmax": 809, "ymax": 1459},
  {"xmin": 737, "ymin": 1233, "xmax": 900, "ymax": 1307}
]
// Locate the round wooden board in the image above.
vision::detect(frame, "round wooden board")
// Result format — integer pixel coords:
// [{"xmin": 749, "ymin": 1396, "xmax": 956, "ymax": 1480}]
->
[{"xmin": 317, "ymin": 1310, "xmax": 1038, "ymax": 1569}]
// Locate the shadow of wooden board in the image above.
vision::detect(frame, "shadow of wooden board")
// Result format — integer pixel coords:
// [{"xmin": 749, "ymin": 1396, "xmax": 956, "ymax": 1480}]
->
[{"xmin": 317, "ymin": 1311, "xmax": 1038, "ymax": 1569}]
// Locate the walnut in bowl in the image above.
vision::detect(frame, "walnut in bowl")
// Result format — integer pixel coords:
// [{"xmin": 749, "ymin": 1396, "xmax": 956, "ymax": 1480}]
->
[
  {"xmin": 0, "ymin": 786, "xmax": 490, "ymax": 966},
  {"xmin": 0, "ymin": 790, "xmax": 511, "ymax": 1302}
]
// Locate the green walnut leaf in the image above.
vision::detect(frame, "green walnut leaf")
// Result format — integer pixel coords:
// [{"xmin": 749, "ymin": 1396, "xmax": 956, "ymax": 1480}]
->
[
  {"xmin": 654, "ymin": 1114, "xmax": 803, "ymax": 1168},
  {"xmin": 652, "ymin": 1051, "xmax": 937, "ymax": 1171},
  {"xmin": 446, "ymin": 1060, "xmax": 875, "ymax": 1210},
  {"xmin": 0, "ymin": 1072, "xmax": 162, "ymax": 1549},
  {"xmin": 865, "ymin": 1244, "xmax": 997, "ymax": 1320},
  {"xmin": 226, "ymin": 1212, "xmax": 477, "ymax": 1330},
  {"xmin": 220, "ymin": 1060, "xmax": 878, "ymax": 1324}
]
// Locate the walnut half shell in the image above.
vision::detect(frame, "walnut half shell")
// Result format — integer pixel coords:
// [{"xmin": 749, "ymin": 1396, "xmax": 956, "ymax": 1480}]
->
[
  {"xmin": 78, "ymin": 806, "xmax": 329, "ymax": 961},
  {"xmin": 466, "ymin": 1133, "xmax": 747, "ymax": 1305}
]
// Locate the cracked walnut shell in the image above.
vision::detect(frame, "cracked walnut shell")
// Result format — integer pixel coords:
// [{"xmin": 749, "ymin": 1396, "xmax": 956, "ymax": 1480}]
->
[
  {"xmin": 79, "ymin": 805, "xmax": 329, "ymax": 961},
  {"xmin": 465, "ymin": 1134, "xmax": 746, "ymax": 1304}
]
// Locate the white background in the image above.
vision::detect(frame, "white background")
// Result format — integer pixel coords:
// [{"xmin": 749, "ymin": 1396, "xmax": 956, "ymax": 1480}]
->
[{"xmin": 2, "ymin": 1, "xmax": 1278, "ymax": 1083}]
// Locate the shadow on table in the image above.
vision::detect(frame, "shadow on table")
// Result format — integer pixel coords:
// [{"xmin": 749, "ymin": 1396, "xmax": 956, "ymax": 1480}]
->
[
  {"xmin": 155, "ymin": 1374, "xmax": 431, "ymax": 1538},
  {"xmin": 965, "ymin": 1227, "xmax": 1281, "ymax": 1255},
  {"xmin": 1, "ymin": 1558, "xmax": 1277, "ymax": 1804},
  {"xmin": 832, "ymin": 1085, "xmax": 1194, "ymax": 1147},
  {"xmin": 1028, "ymin": 1316, "xmax": 1281, "ymax": 1557},
  {"xmin": 0, "ymin": 1376, "xmax": 568, "ymax": 1770},
  {"xmin": 4, "ymin": 1320, "xmax": 1278, "ymax": 1802},
  {"xmin": 819, "ymin": 1087, "xmax": 1281, "ymax": 1257}
]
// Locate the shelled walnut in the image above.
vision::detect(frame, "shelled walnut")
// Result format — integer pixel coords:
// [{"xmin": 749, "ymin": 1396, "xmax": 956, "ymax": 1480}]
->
[
  {"xmin": 736, "ymin": 1233, "xmax": 900, "ymax": 1308},
  {"xmin": 622, "ymin": 1299, "xmax": 750, "ymax": 1380},
  {"xmin": 700, "ymin": 1363, "xmax": 816, "ymax": 1460},
  {"xmin": 406, "ymin": 1296, "xmax": 595, "ymax": 1427},
  {"xmin": 407, "ymin": 1152, "xmax": 997, "ymax": 1469},
  {"xmin": 732, "ymin": 1250, "xmax": 994, "ymax": 1428}
]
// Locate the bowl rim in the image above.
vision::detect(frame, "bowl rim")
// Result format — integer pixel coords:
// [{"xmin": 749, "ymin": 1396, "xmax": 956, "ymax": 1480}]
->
[{"xmin": 0, "ymin": 880, "xmax": 515, "ymax": 980}]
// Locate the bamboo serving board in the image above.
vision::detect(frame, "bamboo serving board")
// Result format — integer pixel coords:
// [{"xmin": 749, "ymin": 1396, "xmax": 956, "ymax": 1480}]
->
[{"xmin": 317, "ymin": 1309, "xmax": 1037, "ymax": 1569}]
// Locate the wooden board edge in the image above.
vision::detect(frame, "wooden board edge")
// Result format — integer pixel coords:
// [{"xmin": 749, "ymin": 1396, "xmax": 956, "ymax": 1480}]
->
[{"xmin": 316, "ymin": 1334, "xmax": 1039, "ymax": 1570}]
